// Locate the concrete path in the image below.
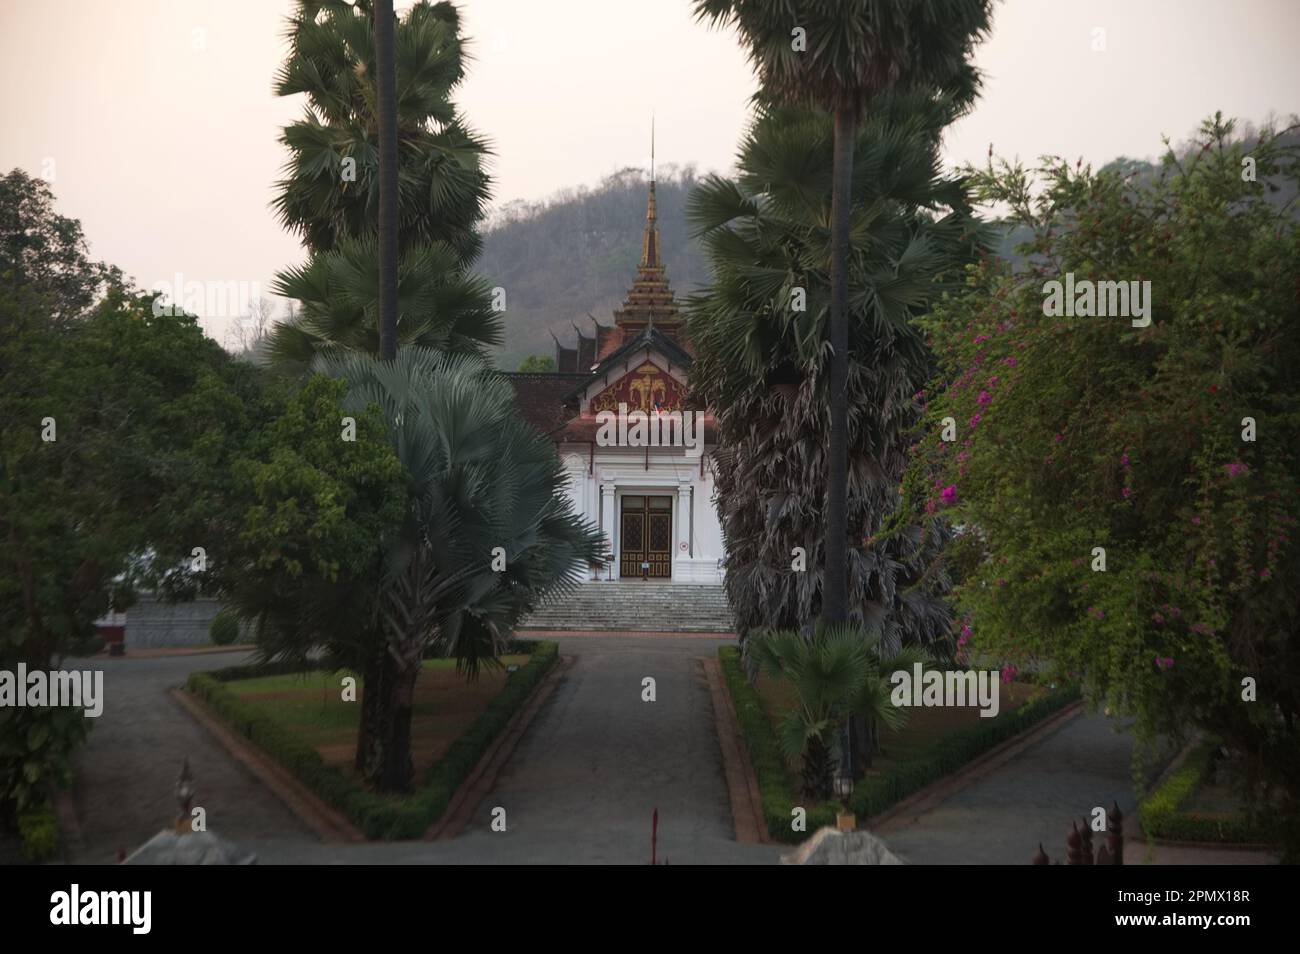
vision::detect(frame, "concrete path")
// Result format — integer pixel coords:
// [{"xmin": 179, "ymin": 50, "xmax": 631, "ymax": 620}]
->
[
  {"xmin": 63, "ymin": 636, "xmax": 782, "ymax": 865},
  {"xmin": 67, "ymin": 651, "xmax": 316, "ymax": 863},
  {"xmin": 873, "ymin": 712, "xmax": 1275, "ymax": 865},
  {"xmin": 425, "ymin": 635, "xmax": 780, "ymax": 864}
]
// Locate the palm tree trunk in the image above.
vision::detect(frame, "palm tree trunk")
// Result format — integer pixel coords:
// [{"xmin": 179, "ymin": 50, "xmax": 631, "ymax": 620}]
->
[
  {"xmin": 375, "ymin": 0, "xmax": 398, "ymax": 362},
  {"xmin": 823, "ymin": 106, "xmax": 856, "ymax": 626},
  {"xmin": 802, "ymin": 733, "xmax": 835, "ymax": 802},
  {"xmin": 355, "ymin": 642, "xmax": 386, "ymax": 774},
  {"xmin": 852, "ymin": 711, "xmax": 873, "ymax": 773},
  {"xmin": 377, "ymin": 645, "xmax": 420, "ymax": 792}
]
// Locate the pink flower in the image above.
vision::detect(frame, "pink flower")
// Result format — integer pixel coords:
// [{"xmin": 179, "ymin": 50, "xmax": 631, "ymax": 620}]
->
[
  {"xmin": 1155, "ymin": 656, "xmax": 1175, "ymax": 672},
  {"xmin": 1053, "ymin": 433, "xmax": 1064, "ymax": 443},
  {"xmin": 1224, "ymin": 462, "xmax": 1248, "ymax": 479},
  {"xmin": 940, "ymin": 485, "xmax": 958, "ymax": 505},
  {"xmin": 986, "ymin": 376, "xmax": 1000, "ymax": 388},
  {"xmin": 1191, "ymin": 516, "xmax": 1202, "ymax": 525},
  {"xmin": 1000, "ymin": 665, "xmax": 1019, "ymax": 684},
  {"xmin": 1260, "ymin": 568, "xmax": 1272, "ymax": 580},
  {"xmin": 1121, "ymin": 487, "xmax": 1132, "ymax": 499},
  {"xmin": 1004, "ymin": 357, "xmax": 1018, "ymax": 367},
  {"xmin": 1120, "ymin": 454, "xmax": 1129, "ymax": 467},
  {"xmin": 973, "ymin": 334, "xmax": 990, "ymax": 344},
  {"xmin": 1151, "ymin": 612, "xmax": 1164, "ymax": 625},
  {"xmin": 977, "ymin": 390, "xmax": 992, "ymax": 406},
  {"xmin": 969, "ymin": 414, "xmax": 982, "ymax": 427}
]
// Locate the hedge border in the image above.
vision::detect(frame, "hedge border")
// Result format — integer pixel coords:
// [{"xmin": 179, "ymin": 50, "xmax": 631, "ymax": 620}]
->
[
  {"xmin": 17, "ymin": 799, "xmax": 60, "ymax": 862},
  {"xmin": 1137, "ymin": 739, "xmax": 1276, "ymax": 845},
  {"xmin": 185, "ymin": 640, "xmax": 555, "ymax": 840},
  {"xmin": 718, "ymin": 645, "xmax": 1082, "ymax": 843}
]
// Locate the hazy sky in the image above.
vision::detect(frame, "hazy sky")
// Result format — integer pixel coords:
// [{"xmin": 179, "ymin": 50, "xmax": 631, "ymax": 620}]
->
[{"xmin": 1, "ymin": 0, "xmax": 1296, "ymax": 343}]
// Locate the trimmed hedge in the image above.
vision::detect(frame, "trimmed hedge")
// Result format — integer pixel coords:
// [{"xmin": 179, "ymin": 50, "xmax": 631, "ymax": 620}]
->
[
  {"xmin": 186, "ymin": 641, "xmax": 557, "ymax": 839},
  {"xmin": 1138, "ymin": 741, "xmax": 1275, "ymax": 845},
  {"xmin": 209, "ymin": 610, "xmax": 241, "ymax": 646},
  {"xmin": 719, "ymin": 645, "xmax": 1082, "ymax": 843},
  {"xmin": 18, "ymin": 801, "xmax": 60, "ymax": 862}
]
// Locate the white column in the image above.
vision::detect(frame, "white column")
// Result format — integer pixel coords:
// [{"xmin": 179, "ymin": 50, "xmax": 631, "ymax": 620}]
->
[
  {"xmin": 675, "ymin": 482, "xmax": 692, "ymax": 566},
  {"xmin": 600, "ymin": 480, "xmax": 617, "ymax": 579}
]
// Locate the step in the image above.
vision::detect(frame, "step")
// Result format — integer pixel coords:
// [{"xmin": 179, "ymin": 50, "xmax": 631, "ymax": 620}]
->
[{"xmin": 518, "ymin": 583, "xmax": 735, "ymax": 633}]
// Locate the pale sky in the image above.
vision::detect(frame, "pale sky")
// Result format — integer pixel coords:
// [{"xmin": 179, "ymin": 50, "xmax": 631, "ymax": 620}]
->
[{"xmin": 1, "ymin": 0, "xmax": 1296, "ymax": 344}]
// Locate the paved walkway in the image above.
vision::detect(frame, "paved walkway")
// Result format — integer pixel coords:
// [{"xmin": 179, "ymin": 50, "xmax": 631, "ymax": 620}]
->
[
  {"xmin": 68, "ymin": 651, "xmax": 315, "ymax": 863},
  {"xmin": 65, "ymin": 637, "xmax": 782, "ymax": 865},
  {"xmin": 66, "ymin": 639, "xmax": 1269, "ymax": 866},
  {"xmin": 874, "ymin": 712, "xmax": 1275, "ymax": 865},
  {"xmin": 435, "ymin": 635, "xmax": 778, "ymax": 864}
]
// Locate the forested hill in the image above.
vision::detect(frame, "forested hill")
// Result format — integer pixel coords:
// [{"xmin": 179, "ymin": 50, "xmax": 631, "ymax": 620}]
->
[
  {"xmin": 479, "ymin": 165, "xmax": 710, "ymax": 371},
  {"xmin": 481, "ymin": 124, "xmax": 1299, "ymax": 371}
]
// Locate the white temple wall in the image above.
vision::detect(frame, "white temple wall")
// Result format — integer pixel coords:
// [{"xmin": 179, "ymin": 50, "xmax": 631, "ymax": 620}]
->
[{"xmin": 557, "ymin": 442, "xmax": 725, "ymax": 583}]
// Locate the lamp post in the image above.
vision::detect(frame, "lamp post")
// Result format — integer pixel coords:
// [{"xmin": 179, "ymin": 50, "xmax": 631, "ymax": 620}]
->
[{"xmin": 834, "ymin": 722, "xmax": 855, "ymax": 832}]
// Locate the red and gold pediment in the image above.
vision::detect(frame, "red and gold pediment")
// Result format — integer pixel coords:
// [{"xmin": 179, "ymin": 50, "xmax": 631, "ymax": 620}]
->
[{"xmin": 589, "ymin": 362, "xmax": 690, "ymax": 414}]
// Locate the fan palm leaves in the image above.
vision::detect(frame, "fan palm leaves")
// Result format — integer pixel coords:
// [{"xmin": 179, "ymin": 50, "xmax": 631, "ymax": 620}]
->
[
  {"xmin": 273, "ymin": 0, "xmax": 491, "ymax": 264},
  {"xmin": 748, "ymin": 623, "xmax": 926, "ymax": 799},
  {"xmin": 693, "ymin": 0, "xmax": 993, "ymax": 625},
  {"xmin": 318, "ymin": 348, "xmax": 602, "ymax": 788},
  {"xmin": 686, "ymin": 99, "xmax": 990, "ymax": 657},
  {"xmin": 264, "ymin": 237, "xmax": 501, "ymax": 373}
]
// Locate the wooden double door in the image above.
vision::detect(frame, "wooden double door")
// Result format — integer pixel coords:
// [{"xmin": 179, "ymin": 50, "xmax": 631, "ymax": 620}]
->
[{"xmin": 620, "ymin": 495, "xmax": 673, "ymax": 578}]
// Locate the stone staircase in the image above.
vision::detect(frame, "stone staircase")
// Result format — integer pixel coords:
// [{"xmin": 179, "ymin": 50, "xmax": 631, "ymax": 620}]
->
[{"xmin": 518, "ymin": 582, "xmax": 734, "ymax": 633}]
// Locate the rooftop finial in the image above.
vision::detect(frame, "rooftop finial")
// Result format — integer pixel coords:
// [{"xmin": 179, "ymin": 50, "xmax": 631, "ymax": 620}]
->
[{"xmin": 651, "ymin": 112, "xmax": 655, "ymax": 183}]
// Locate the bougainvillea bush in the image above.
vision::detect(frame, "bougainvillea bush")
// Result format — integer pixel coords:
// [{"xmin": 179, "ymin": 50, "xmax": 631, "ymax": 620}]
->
[{"xmin": 902, "ymin": 115, "xmax": 1300, "ymax": 851}]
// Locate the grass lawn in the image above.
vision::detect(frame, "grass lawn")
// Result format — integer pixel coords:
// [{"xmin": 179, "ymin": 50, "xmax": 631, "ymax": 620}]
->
[
  {"xmin": 753, "ymin": 671, "xmax": 1046, "ymax": 788},
  {"xmin": 225, "ymin": 655, "xmax": 530, "ymax": 781}
]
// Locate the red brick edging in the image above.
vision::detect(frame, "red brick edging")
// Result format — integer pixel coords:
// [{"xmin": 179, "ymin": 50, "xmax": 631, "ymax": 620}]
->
[
  {"xmin": 870, "ymin": 699, "xmax": 1086, "ymax": 832},
  {"xmin": 171, "ymin": 688, "xmax": 365, "ymax": 843},
  {"xmin": 702, "ymin": 656, "xmax": 769, "ymax": 845},
  {"xmin": 424, "ymin": 654, "xmax": 572, "ymax": 840}
]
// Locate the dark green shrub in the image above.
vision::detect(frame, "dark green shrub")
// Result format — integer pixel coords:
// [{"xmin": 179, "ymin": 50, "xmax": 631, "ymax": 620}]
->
[
  {"xmin": 17, "ymin": 802, "xmax": 60, "ymax": 862},
  {"xmin": 719, "ymin": 645, "xmax": 1082, "ymax": 842},
  {"xmin": 209, "ymin": 610, "xmax": 241, "ymax": 646},
  {"xmin": 1139, "ymin": 742, "xmax": 1276, "ymax": 845},
  {"xmin": 185, "ymin": 641, "xmax": 558, "ymax": 839}
]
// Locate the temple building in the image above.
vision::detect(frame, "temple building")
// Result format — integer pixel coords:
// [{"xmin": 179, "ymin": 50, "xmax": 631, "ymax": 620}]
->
[{"xmin": 506, "ymin": 172, "xmax": 726, "ymax": 583}]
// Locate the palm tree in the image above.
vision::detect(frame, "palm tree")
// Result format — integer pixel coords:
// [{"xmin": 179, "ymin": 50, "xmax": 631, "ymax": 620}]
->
[
  {"xmin": 320, "ymin": 349, "xmax": 603, "ymax": 790},
  {"xmin": 265, "ymin": 234, "xmax": 502, "ymax": 376},
  {"xmin": 374, "ymin": 0, "xmax": 398, "ymax": 360},
  {"xmin": 748, "ymin": 623, "xmax": 929, "ymax": 799},
  {"xmin": 692, "ymin": 0, "xmax": 993, "ymax": 627},
  {"xmin": 686, "ymin": 96, "xmax": 984, "ymax": 643},
  {"xmin": 273, "ymin": 0, "xmax": 491, "ymax": 264},
  {"xmin": 686, "ymin": 95, "xmax": 990, "ymax": 771}
]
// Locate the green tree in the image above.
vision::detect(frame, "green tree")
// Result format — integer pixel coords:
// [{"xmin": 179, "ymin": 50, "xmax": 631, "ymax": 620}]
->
[
  {"xmin": 685, "ymin": 97, "xmax": 990, "ymax": 766},
  {"xmin": 313, "ymin": 349, "xmax": 602, "ymax": 790},
  {"xmin": 220, "ymin": 374, "xmax": 406, "ymax": 673},
  {"xmin": 1, "ymin": 279, "xmax": 260, "ymax": 818},
  {"xmin": 375, "ymin": 0, "xmax": 399, "ymax": 361},
  {"xmin": 516, "ymin": 354, "xmax": 556, "ymax": 372},
  {"xmin": 693, "ymin": 0, "xmax": 993, "ymax": 627},
  {"xmin": 272, "ymin": 0, "xmax": 490, "ymax": 264},
  {"xmin": 748, "ymin": 624, "xmax": 924, "ymax": 799},
  {"xmin": 904, "ymin": 115, "xmax": 1300, "ymax": 855},
  {"xmin": 0, "ymin": 168, "xmax": 123, "ymax": 328},
  {"xmin": 264, "ymin": 237, "xmax": 500, "ymax": 374}
]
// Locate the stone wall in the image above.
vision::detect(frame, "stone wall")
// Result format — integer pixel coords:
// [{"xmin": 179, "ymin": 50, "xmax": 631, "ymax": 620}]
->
[{"xmin": 124, "ymin": 596, "xmax": 251, "ymax": 649}]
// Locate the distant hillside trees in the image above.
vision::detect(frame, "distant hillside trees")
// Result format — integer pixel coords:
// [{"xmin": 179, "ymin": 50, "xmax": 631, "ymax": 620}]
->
[{"xmin": 478, "ymin": 165, "xmax": 710, "ymax": 370}]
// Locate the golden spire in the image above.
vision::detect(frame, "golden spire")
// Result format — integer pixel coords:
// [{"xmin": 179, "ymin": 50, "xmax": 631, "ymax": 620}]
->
[{"xmin": 640, "ymin": 115, "xmax": 659, "ymax": 269}]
